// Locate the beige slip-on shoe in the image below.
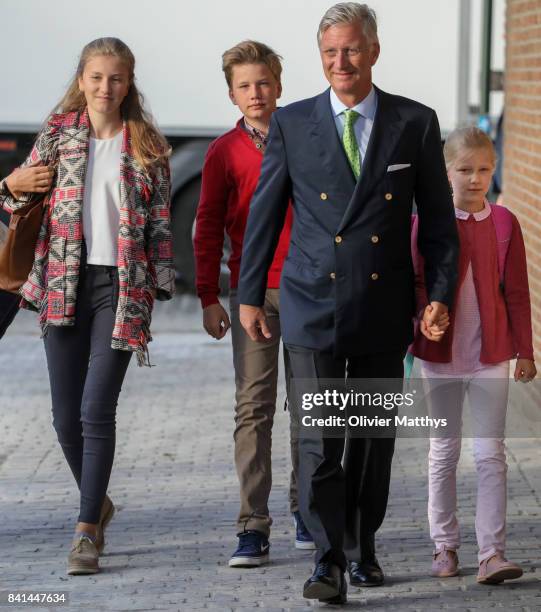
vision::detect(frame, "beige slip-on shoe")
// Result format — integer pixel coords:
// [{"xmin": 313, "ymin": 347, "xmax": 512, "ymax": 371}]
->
[
  {"xmin": 431, "ymin": 548, "xmax": 460, "ymax": 577},
  {"xmin": 477, "ymin": 553, "xmax": 523, "ymax": 584},
  {"xmin": 67, "ymin": 535, "xmax": 99, "ymax": 575},
  {"xmin": 95, "ymin": 495, "xmax": 115, "ymax": 554}
]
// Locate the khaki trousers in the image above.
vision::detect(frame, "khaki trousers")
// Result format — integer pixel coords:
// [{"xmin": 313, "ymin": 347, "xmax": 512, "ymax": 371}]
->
[{"xmin": 229, "ymin": 288, "xmax": 299, "ymax": 537}]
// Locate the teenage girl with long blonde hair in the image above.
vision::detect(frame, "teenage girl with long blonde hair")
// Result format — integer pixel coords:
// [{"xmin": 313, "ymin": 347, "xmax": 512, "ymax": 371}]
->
[{"xmin": 0, "ymin": 37, "xmax": 175, "ymax": 575}]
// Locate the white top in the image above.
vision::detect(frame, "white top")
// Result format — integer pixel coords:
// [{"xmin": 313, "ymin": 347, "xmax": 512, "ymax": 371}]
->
[
  {"xmin": 82, "ymin": 131, "xmax": 123, "ymax": 266},
  {"xmin": 330, "ymin": 86, "xmax": 377, "ymax": 166}
]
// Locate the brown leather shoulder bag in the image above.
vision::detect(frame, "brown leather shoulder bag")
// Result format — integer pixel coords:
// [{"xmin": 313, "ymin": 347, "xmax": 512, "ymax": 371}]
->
[
  {"xmin": 0, "ymin": 124, "xmax": 60, "ymax": 295},
  {"xmin": 0, "ymin": 196, "xmax": 45, "ymax": 293}
]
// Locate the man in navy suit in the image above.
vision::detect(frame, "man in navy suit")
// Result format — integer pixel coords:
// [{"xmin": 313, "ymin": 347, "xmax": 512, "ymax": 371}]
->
[{"xmin": 238, "ymin": 2, "xmax": 458, "ymax": 603}]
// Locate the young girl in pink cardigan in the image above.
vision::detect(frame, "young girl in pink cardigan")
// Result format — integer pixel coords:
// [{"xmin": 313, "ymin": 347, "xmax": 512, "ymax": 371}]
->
[{"xmin": 411, "ymin": 127, "xmax": 536, "ymax": 585}]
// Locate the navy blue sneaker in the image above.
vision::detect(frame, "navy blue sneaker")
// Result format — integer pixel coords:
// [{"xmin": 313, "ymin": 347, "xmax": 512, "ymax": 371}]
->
[
  {"xmin": 294, "ymin": 511, "xmax": 316, "ymax": 550},
  {"xmin": 228, "ymin": 530, "xmax": 270, "ymax": 567}
]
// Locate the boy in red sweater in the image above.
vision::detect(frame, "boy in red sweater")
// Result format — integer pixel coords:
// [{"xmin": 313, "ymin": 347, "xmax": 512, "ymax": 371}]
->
[{"xmin": 193, "ymin": 40, "xmax": 312, "ymax": 567}]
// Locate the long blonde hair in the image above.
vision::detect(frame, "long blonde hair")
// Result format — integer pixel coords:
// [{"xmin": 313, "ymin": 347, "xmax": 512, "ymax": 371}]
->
[{"xmin": 55, "ymin": 37, "xmax": 170, "ymax": 174}]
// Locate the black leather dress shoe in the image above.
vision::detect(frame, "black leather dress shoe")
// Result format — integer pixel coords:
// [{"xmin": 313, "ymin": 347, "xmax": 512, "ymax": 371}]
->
[
  {"xmin": 348, "ymin": 558, "xmax": 385, "ymax": 587},
  {"xmin": 303, "ymin": 561, "xmax": 347, "ymax": 604}
]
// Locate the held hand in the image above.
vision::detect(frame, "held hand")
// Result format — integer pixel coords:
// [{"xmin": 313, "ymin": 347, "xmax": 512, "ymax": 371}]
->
[
  {"xmin": 514, "ymin": 359, "xmax": 537, "ymax": 383},
  {"xmin": 203, "ymin": 302, "xmax": 231, "ymax": 340},
  {"xmin": 420, "ymin": 301, "xmax": 449, "ymax": 342},
  {"xmin": 5, "ymin": 161, "xmax": 55, "ymax": 199},
  {"xmin": 239, "ymin": 304, "xmax": 271, "ymax": 342}
]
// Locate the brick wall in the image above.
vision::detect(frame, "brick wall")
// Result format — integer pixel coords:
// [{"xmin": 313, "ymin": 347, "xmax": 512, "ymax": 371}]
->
[{"xmin": 505, "ymin": 0, "xmax": 541, "ymax": 360}]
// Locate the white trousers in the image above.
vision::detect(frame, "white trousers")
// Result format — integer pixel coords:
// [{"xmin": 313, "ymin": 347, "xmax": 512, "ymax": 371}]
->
[{"xmin": 420, "ymin": 360, "xmax": 509, "ymax": 563}]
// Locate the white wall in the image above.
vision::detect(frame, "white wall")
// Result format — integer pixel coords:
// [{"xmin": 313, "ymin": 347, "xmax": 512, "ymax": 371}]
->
[{"xmin": 0, "ymin": 0, "xmax": 496, "ymax": 132}]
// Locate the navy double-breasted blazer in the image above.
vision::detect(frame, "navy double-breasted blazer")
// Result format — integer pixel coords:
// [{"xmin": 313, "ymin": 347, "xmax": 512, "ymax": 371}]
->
[{"xmin": 238, "ymin": 86, "xmax": 459, "ymax": 357}]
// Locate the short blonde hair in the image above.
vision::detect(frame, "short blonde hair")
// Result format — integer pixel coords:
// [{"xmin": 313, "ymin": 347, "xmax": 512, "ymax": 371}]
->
[
  {"xmin": 317, "ymin": 2, "xmax": 378, "ymax": 45},
  {"xmin": 222, "ymin": 40, "xmax": 283, "ymax": 88},
  {"xmin": 444, "ymin": 127, "xmax": 497, "ymax": 170}
]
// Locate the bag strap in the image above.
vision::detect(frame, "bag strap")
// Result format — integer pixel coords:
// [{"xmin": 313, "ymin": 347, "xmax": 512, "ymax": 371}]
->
[{"xmin": 489, "ymin": 202, "xmax": 513, "ymax": 288}]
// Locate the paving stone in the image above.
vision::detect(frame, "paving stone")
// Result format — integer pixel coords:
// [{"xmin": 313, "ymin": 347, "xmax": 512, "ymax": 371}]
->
[{"xmin": 0, "ymin": 298, "xmax": 539, "ymax": 611}]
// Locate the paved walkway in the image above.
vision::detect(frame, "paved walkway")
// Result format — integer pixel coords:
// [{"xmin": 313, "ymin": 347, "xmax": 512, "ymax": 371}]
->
[{"xmin": 0, "ymin": 297, "xmax": 540, "ymax": 611}]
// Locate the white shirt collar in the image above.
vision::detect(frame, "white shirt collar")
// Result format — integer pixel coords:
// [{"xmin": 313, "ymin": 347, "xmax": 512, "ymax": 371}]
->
[
  {"xmin": 330, "ymin": 86, "xmax": 377, "ymax": 120},
  {"xmin": 454, "ymin": 199, "xmax": 491, "ymax": 221}
]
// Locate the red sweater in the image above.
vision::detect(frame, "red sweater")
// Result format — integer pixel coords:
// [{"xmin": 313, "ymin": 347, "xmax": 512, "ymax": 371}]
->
[
  {"xmin": 411, "ymin": 207, "xmax": 534, "ymax": 363},
  {"xmin": 194, "ymin": 119, "xmax": 292, "ymax": 308}
]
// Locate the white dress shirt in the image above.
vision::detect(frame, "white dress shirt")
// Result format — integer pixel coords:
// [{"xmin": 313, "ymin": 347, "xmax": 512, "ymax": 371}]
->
[{"xmin": 330, "ymin": 86, "xmax": 378, "ymax": 166}]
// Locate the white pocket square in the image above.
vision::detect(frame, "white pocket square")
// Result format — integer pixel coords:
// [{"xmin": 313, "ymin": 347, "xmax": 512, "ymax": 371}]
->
[{"xmin": 387, "ymin": 163, "xmax": 411, "ymax": 172}]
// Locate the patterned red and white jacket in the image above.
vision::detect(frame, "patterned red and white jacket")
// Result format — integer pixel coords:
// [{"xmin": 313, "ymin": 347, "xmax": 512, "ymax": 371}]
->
[{"xmin": 0, "ymin": 109, "xmax": 175, "ymax": 365}]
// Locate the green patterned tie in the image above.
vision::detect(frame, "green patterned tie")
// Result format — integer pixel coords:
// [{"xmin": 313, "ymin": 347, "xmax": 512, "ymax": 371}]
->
[{"xmin": 342, "ymin": 109, "xmax": 361, "ymax": 179}]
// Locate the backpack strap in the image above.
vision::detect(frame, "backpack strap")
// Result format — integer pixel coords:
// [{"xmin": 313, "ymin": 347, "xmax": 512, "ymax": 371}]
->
[
  {"xmin": 406, "ymin": 213, "xmax": 419, "ymax": 377},
  {"xmin": 489, "ymin": 202, "xmax": 513, "ymax": 290}
]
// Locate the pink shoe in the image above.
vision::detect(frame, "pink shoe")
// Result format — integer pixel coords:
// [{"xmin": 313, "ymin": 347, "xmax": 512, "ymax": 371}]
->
[
  {"xmin": 431, "ymin": 548, "xmax": 459, "ymax": 577},
  {"xmin": 477, "ymin": 553, "xmax": 523, "ymax": 584}
]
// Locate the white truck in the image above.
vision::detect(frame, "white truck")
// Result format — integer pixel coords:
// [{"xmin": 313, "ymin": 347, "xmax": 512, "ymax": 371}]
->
[{"xmin": 0, "ymin": 0, "xmax": 504, "ymax": 289}]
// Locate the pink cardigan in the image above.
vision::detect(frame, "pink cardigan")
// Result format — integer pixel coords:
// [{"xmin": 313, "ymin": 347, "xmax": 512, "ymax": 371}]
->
[{"xmin": 410, "ymin": 206, "xmax": 534, "ymax": 363}]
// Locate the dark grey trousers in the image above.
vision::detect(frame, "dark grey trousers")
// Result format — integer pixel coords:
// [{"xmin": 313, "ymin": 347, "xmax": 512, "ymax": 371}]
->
[
  {"xmin": 285, "ymin": 345, "xmax": 405, "ymax": 571},
  {"xmin": 0, "ymin": 290, "xmax": 19, "ymax": 339},
  {"xmin": 44, "ymin": 264, "xmax": 132, "ymax": 524}
]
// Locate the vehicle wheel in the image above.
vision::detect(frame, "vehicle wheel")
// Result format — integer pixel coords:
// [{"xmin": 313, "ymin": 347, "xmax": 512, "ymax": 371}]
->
[
  {"xmin": 170, "ymin": 178, "xmax": 231, "ymax": 295},
  {"xmin": 170, "ymin": 178, "xmax": 201, "ymax": 292}
]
